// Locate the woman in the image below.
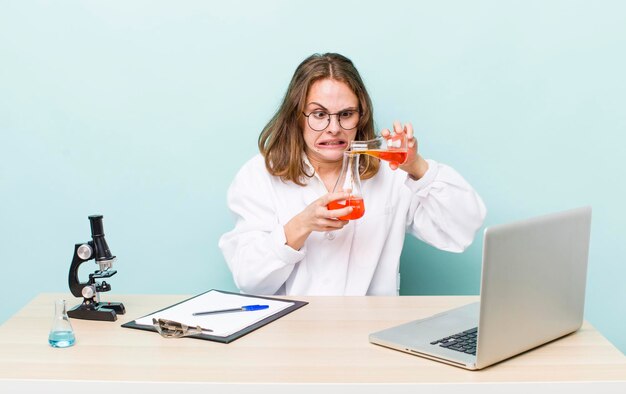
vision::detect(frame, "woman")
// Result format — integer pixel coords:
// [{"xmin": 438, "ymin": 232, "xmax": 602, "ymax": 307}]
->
[{"xmin": 219, "ymin": 53, "xmax": 486, "ymax": 296}]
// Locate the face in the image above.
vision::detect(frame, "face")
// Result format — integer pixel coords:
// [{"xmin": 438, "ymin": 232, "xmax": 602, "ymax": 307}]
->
[{"xmin": 302, "ymin": 78, "xmax": 360, "ymax": 164}]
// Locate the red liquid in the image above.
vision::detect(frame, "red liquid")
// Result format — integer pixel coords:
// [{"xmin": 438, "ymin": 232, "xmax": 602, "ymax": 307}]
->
[
  {"xmin": 327, "ymin": 197, "xmax": 365, "ymax": 220},
  {"xmin": 361, "ymin": 150, "xmax": 408, "ymax": 165}
]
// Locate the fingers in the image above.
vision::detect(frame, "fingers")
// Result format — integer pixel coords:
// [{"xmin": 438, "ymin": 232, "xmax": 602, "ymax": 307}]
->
[
  {"xmin": 393, "ymin": 120, "xmax": 403, "ymax": 135},
  {"xmin": 390, "ymin": 120, "xmax": 416, "ymax": 149},
  {"xmin": 319, "ymin": 222, "xmax": 349, "ymax": 233},
  {"xmin": 405, "ymin": 122, "xmax": 414, "ymax": 139},
  {"xmin": 323, "ymin": 217, "xmax": 350, "ymax": 229},
  {"xmin": 323, "ymin": 205, "xmax": 353, "ymax": 220},
  {"xmin": 298, "ymin": 193, "xmax": 354, "ymax": 234},
  {"xmin": 315, "ymin": 205, "xmax": 351, "ymax": 231},
  {"xmin": 389, "ymin": 121, "xmax": 413, "ymax": 137},
  {"xmin": 317, "ymin": 196, "xmax": 353, "ymax": 219},
  {"xmin": 317, "ymin": 192, "xmax": 354, "ymax": 221}
]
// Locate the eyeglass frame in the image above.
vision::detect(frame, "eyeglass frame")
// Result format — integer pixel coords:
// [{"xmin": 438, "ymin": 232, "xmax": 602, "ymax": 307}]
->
[{"xmin": 301, "ymin": 109, "xmax": 362, "ymax": 132}]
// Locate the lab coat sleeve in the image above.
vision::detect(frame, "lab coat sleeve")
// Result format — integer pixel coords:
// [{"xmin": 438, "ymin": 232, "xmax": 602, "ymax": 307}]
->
[
  {"xmin": 218, "ymin": 161, "xmax": 305, "ymax": 295},
  {"xmin": 404, "ymin": 159, "xmax": 487, "ymax": 252}
]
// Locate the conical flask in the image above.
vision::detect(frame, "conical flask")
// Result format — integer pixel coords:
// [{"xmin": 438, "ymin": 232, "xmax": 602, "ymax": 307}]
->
[
  {"xmin": 350, "ymin": 133, "xmax": 408, "ymax": 166},
  {"xmin": 48, "ymin": 299, "xmax": 76, "ymax": 348},
  {"xmin": 328, "ymin": 151, "xmax": 365, "ymax": 220}
]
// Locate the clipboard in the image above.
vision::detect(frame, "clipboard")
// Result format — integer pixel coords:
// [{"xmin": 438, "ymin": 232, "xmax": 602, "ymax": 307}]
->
[{"xmin": 121, "ymin": 289, "xmax": 308, "ymax": 343}]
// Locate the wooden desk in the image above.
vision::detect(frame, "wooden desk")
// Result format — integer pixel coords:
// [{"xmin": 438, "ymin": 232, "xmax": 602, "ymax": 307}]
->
[{"xmin": 1, "ymin": 293, "xmax": 625, "ymax": 393}]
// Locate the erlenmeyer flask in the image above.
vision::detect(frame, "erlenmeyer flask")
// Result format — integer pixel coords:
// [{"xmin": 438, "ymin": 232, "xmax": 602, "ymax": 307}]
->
[
  {"xmin": 327, "ymin": 151, "xmax": 365, "ymax": 220},
  {"xmin": 350, "ymin": 133, "xmax": 408, "ymax": 166},
  {"xmin": 48, "ymin": 299, "xmax": 76, "ymax": 348}
]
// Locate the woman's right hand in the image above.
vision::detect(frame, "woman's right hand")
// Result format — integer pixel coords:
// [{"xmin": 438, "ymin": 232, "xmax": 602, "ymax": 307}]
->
[{"xmin": 284, "ymin": 192, "xmax": 353, "ymax": 250}]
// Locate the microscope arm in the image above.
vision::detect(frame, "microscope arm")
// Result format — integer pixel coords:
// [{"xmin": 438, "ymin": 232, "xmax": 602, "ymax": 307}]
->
[{"xmin": 68, "ymin": 242, "xmax": 94, "ymax": 298}]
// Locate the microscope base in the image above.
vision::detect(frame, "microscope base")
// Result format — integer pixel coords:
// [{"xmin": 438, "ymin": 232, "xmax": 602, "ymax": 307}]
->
[{"xmin": 68, "ymin": 301, "xmax": 126, "ymax": 322}]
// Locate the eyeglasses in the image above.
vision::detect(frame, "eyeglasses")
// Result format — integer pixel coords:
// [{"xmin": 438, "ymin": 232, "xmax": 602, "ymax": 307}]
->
[
  {"xmin": 302, "ymin": 110, "xmax": 361, "ymax": 131},
  {"xmin": 152, "ymin": 318, "xmax": 213, "ymax": 338}
]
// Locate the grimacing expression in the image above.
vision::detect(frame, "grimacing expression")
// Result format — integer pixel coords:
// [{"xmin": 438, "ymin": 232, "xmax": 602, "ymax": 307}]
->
[{"xmin": 302, "ymin": 78, "xmax": 360, "ymax": 164}]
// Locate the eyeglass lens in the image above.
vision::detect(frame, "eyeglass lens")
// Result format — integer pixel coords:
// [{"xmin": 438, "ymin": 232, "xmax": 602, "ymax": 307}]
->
[{"xmin": 306, "ymin": 111, "xmax": 359, "ymax": 131}]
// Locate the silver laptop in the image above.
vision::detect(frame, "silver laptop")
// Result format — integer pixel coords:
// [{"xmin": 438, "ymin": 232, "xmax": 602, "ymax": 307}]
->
[{"xmin": 369, "ymin": 206, "xmax": 592, "ymax": 370}]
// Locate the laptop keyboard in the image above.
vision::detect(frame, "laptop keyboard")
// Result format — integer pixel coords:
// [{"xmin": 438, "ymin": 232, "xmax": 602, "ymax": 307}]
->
[{"xmin": 430, "ymin": 327, "xmax": 478, "ymax": 355}]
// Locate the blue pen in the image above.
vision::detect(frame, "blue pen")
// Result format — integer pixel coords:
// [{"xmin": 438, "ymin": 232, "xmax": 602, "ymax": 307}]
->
[{"xmin": 192, "ymin": 304, "xmax": 269, "ymax": 316}]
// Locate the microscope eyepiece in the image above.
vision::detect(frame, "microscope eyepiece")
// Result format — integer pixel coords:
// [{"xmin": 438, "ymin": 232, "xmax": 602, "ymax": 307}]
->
[
  {"xmin": 89, "ymin": 215, "xmax": 105, "ymax": 236},
  {"xmin": 88, "ymin": 215, "xmax": 115, "ymax": 262}
]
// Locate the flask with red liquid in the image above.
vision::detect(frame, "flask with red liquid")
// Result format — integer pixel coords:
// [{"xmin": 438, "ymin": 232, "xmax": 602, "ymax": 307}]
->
[
  {"xmin": 327, "ymin": 151, "xmax": 365, "ymax": 220},
  {"xmin": 349, "ymin": 133, "xmax": 408, "ymax": 166}
]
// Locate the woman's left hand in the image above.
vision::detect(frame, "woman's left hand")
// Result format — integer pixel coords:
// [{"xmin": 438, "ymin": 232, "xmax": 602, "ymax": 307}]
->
[{"xmin": 381, "ymin": 121, "xmax": 429, "ymax": 179}]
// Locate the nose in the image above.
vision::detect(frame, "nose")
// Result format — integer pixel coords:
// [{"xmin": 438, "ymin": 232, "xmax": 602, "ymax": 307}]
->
[{"xmin": 326, "ymin": 114, "xmax": 342, "ymax": 134}]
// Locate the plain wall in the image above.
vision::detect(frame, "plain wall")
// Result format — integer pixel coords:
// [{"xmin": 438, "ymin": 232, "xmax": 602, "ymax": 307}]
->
[{"xmin": 1, "ymin": 0, "xmax": 624, "ymax": 353}]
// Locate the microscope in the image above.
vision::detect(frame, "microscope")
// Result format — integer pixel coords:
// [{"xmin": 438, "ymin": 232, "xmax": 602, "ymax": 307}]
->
[{"xmin": 67, "ymin": 215, "xmax": 125, "ymax": 321}]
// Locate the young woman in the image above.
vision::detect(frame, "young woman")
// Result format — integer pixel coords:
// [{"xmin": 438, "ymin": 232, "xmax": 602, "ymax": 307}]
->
[{"xmin": 219, "ymin": 53, "xmax": 486, "ymax": 296}]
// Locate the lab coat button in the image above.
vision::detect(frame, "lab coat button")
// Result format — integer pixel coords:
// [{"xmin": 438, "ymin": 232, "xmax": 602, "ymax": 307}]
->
[{"xmin": 325, "ymin": 232, "xmax": 335, "ymax": 240}]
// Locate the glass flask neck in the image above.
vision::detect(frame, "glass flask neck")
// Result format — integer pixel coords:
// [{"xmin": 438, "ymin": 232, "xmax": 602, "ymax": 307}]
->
[
  {"xmin": 349, "ymin": 134, "xmax": 408, "ymax": 166},
  {"xmin": 332, "ymin": 152, "xmax": 362, "ymax": 197},
  {"xmin": 49, "ymin": 299, "xmax": 75, "ymax": 348},
  {"xmin": 327, "ymin": 151, "xmax": 366, "ymax": 221},
  {"xmin": 54, "ymin": 299, "xmax": 67, "ymax": 316}
]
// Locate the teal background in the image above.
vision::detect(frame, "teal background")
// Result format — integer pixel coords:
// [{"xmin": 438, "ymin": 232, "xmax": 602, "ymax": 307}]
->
[{"xmin": 1, "ymin": 1, "xmax": 624, "ymax": 353}]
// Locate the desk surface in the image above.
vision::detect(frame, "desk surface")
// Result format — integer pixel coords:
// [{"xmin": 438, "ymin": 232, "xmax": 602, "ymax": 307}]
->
[{"xmin": 1, "ymin": 293, "xmax": 625, "ymax": 387}]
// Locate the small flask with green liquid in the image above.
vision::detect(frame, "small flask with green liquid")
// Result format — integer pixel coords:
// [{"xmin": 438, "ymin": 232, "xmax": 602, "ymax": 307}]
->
[{"xmin": 48, "ymin": 299, "xmax": 76, "ymax": 348}]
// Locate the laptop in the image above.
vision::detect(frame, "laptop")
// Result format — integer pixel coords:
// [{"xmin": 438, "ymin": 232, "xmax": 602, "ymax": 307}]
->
[{"xmin": 369, "ymin": 206, "xmax": 592, "ymax": 370}]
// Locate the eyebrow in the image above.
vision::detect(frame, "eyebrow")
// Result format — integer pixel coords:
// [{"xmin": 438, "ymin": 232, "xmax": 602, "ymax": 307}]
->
[{"xmin": 306, "ymin": 102, "xmax": 359, "ymax": 112}]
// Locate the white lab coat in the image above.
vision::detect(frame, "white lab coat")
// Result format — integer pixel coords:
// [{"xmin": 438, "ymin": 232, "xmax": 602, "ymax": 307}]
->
[{"xmin": 218, "ymin": 154, "xmax": 486, "ymax": 296}]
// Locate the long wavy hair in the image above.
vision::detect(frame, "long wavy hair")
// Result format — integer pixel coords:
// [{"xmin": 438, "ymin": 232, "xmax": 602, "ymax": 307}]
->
[{"xmin": 258, "ymin": 53, "xmax": 379, "ymax": 186}]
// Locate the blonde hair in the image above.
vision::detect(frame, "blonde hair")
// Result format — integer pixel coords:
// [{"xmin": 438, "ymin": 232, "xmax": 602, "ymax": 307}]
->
[{"xmin": 258, "ymin": 53, "xmax": 379, "ymax": 186}]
